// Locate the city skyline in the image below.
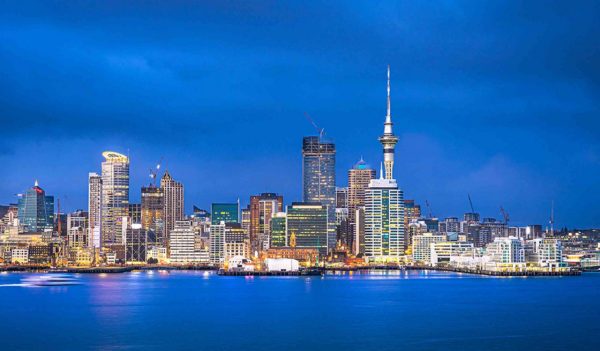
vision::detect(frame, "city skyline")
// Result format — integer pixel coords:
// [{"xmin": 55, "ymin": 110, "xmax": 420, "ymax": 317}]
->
[{"xmin": 1, "ymin": 2, "xmax": 599, "ymax": 228}]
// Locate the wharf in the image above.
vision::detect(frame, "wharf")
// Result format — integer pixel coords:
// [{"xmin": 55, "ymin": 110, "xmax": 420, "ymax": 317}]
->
[
  {"xmin": 218, "ymin": 269, "xmax": 322, "ymax": 276},
  {"xmin": 404, "ymin": 265, "xmax": 581, "ymax": 277}
]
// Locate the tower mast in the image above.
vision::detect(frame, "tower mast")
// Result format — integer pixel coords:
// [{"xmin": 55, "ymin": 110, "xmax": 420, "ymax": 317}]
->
[{"xmin": 378, "ymin": 65, "xmax": 399, "ymax": 180}]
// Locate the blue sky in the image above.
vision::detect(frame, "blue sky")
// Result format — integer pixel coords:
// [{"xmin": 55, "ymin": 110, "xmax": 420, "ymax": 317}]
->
[{"xmin": 0, "ymin": 1, "xmax": 598, "ymax": 228}]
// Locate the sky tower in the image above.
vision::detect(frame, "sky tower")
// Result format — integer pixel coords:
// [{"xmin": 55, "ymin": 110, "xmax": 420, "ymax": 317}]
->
[{"xmin": 378, "ymin": 65, "xmax": 399, "ymax": 180}]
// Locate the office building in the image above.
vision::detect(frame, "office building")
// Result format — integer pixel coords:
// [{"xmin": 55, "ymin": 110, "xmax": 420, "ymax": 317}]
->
[
  {"xmin": 269, "ymin": 212, "xmax": 287, "ymax": 247},
  {"xmin": 336, "ymin": 187, "xmax": 348, "ymax": 209},
  {"xmin": 141, "ymin": 185, "xmax": 165, "ymax": 247},
  {"xmin": 88, "ymin": 172, "xmax": 102, "ymax": 249},
  {"xmin": 249, "ymin": 193, "xmax": 283, "ymax": 253},
  {"xmin": 348, "ymin": 158, "xmax": 376, "ymax": 252},
  {"xmin": 125, "ymin": 223, "xmax": 146, "ymax": 263},
  {"xmin": 161, "ymin": 171, "xmax": 184, "ymax": 244},
  {"xmin": 170, "ymin": 220, "xmax": 204, "ymax": 264},
  {"xmin": 286, "ymin": 203, "xmax": 328, "ymax": 255},
  {"xmin": 412, "ymin": 233, "xmax": 447, "ymax": 263},
  {"xmin": 67, "ymin": 210, "xmax": 88, "ymax": 248},
  {"xmin": 17, "ymin": 181, "xmax": 54, "ymax": 233},
  {"xmin": 302, "ymin": 136, "xmax": 336, "ymax": 250},
  {"xmin": 101, "ymin": 151, "xmax": 130, "ymax": 245}
]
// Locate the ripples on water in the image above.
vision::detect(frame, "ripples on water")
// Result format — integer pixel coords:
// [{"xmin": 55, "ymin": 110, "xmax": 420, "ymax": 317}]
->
[{"xmin": 0, "ymin": 270, "xmax": 598, "ymax": 351}]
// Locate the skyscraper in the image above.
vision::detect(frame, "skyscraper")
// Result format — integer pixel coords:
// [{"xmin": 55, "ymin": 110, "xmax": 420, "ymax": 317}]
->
[
  {"xmin": 302, "ymin": 136, "xmax": 336, "ymax": 251},
  {"xmin": 347, "ymin": 158, "xmax": 376, "ymax": 251},
  {"xmin": 101, "ymin": 151, "xmax": 130, "ymax": 246},
  {"xmin": 269, "ymin": 212, "xmax": 287, "ymax": 247},
  {"xmin": 378, "ymin": 66, "xmax": 399, "ymax": 180},
  {"xmin": 364, "ymin": 173, "xmax": 405, "ymax": 261},
  {"xmin": 249, "ymin": 193, "xmax": 283, "ymax": 253},
  {"xmin": 17, "ymin": 181, "xmax": 54, "ymax": 233},
  {"xmin": 141, "ymin": 185, "xmax": 164, "ymax": 247},
  {"xmin": 88, "ymin": 172, "xmax": 102, "ymax": 249},
  {"xmin": 161, "ymin": 171, "xmax": 184, "ymax": 245}
]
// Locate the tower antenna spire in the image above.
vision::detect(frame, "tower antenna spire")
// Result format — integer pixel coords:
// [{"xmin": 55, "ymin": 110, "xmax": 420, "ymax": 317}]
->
[{"xmin": 386, "ymin": 64, "xmax": 391, "ymax": 122}]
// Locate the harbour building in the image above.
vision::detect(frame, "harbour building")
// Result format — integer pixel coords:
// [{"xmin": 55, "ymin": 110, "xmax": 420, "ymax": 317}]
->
[{"xmin": 88, "ymin": 172, "xmax": 102, "ymax": 249}]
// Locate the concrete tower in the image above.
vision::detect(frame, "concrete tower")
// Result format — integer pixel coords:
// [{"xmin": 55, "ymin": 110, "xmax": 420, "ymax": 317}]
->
[{"xmin": 378, "ymin": 66, "xmax": 399, "ymax": 180}]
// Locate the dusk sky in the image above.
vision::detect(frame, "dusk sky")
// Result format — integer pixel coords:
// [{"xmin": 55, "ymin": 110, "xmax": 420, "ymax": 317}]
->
[{"xmin": 0, "ymin": 1, "xmax": 598, "ymax": 228}]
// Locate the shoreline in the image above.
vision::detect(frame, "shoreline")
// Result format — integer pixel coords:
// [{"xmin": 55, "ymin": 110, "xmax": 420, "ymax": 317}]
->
[{"xmin": 0, "ymin": 265, "xmax": 585, "ymax": 277}]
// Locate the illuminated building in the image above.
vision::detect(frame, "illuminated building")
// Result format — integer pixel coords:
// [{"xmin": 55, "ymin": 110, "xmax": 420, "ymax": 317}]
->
[
  {"xmin": 88, "ymin": 172, "xmax": 102, "ymax": 249},
  {"xmin": 141, "ymin": 185, "xmax": 164, "ymax": 247},
  {"xmin": 403, "ymin": 200, "xmax": 421, "ymax": 249},
  {"xmin": 17, "ymin": 181, "xmax": 54, "ymax": 233},
  {"xmin": 67, "ymin": 210, "xmax": 88, "ymax": 248},
  {"xmin": 286, "ymin": 202, "xmax": 328, "ymax": 255},
  {"xmin": 101, "ymin": 151, "xmax": 129, "ymax": 246},
  {"xmin": 211, "ymin": 202, "xmax": 239, "ymax": 224},
  {"xmin": 249, "ymin": 193, "xmax": 283, "ymax": 253},
  {"xmin": 269, "ymin": 212, "xmax": 287, "ymax": 247},
  {"xmin": 430, "ymin": 241, "xmax": 475, "ymax": 265},
  {"xmin": 128, "ymin": 203, "xmax": 141, "ymax": 224},
  {"xmin": 336, "ymin": 187, "xmax": 348, "ymax": 209},
  {"xmin": 161, "ymin": 171, "xmax": 184, "ymax": 245},
  {"xmin": 209, "ymin": 222, "xmax": 225, "ymax": 264},
  {"xmin": 223, "ymin": 223, "xmax": 249, "ymax": 262},
  {"xmin": 302, "ymin": 136, "xmax": 336, "ymax": 251},
  {"xmin": 411, "ymin": 233, "xmax": 446, "ymax": 263},
  {"xmin": 348, "ymin": 158, "xmax": 376, "ymax": 252},
  {"xmin": 125, "ymin": 223, "xmax": 146, "ymax": 263},
  {"xmin": 170, "ymin": 220, "xmax": 204, "ymax": 264},
  {"xmin": 364, "ymin": 173, "xmax": 404, "ymax": 261}
]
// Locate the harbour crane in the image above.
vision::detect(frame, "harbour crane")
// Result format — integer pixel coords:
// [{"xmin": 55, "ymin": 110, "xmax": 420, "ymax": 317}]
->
[
  {"xmin": 500, "ymin": 206, "xmax": 510, "ymax": 236},
  {"xmin": 149, "ymin": 157, "xmax": 164, "ymax": 187},
  {"xmin": 468, "ymin": 194, "xmax": 475, "ymax": 213},
  {"xmin": 425, "ymin": 200, "xmax": 434, "ymax": 218}
]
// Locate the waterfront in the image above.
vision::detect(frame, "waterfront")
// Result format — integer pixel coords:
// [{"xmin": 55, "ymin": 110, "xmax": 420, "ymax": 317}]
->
[{"xmin": 1, "ymin": 271, "xmax": 599, "ymax": 351}]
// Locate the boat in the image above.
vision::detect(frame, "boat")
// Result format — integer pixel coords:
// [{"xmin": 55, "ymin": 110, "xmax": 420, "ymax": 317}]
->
[{"xmin": 22, "ymin": 274, "xmax": 80, "ymax": 286}]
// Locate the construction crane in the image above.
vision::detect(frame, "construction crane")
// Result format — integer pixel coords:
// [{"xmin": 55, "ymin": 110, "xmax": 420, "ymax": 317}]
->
[
  {"xmin": 149, "ymin": 157, "xmax": 164, "ymax": 187},
  {"xmin": 551, "ymin": 201, "xmax": 555, "ymax": 236},
  {"xmin": 304, "ymin": 112, "xmax": 326, "ymax": 141},
  {"xmin": 500, "ymin": 206, "xmax": 510, "ymax": 237},
  {"xmin": 425, "ymin": 200, "xmax": 434, "ymax": 218},
  {"xmin": 468, "ymin": 194, "xmax": 475, "ymax": 213}
]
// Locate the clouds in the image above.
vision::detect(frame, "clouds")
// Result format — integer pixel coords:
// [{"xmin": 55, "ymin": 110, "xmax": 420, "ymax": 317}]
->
[{"xmin": 0, "ymin": 1, "xmax": 598, "ymax": 227}]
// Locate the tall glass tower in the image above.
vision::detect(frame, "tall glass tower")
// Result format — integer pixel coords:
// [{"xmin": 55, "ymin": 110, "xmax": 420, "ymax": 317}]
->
[
  {"xmin": 302, "ymin": 136, "xmax": 336, "ymax": 251},
  {"xmin": 17, "ymin": 181, "xmax": 54, "ymax": 233},
  {"xmin": 101, "ymin": 151, "xmax": 130, "ymax": 246}
]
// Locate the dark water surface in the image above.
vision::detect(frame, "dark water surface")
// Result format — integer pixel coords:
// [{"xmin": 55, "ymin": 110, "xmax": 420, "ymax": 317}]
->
[{"xmin": 1, "ymin": 270, "xmax": 598, "ymax": 351}]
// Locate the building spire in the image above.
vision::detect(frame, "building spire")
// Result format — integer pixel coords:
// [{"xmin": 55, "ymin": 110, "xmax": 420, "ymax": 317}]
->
[{"xmin": 386, "ymin": 65, "xmax": 391, "ymax": 125}]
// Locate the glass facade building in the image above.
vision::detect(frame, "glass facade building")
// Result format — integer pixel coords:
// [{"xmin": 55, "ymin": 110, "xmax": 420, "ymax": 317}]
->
[
  {"xmin": 286, "ymin": 202, "xmax": 328, "ymax": 255},
  {"xmin": 302, "ymin": 136, "xmax": 336, "ymax": 251},
  {"xmin": 101, "ymin": 151, "xmax": 130, "ymax": 245},
  {"xmin": 211, "ymin": 203, "xmax": 239, "ymax": 225},
  {"xmin": 269, "ymin": 212, "xmax": 287, "ymax": 247},
  {"xmin": 17, "ymin": 182, "xmax": 54, "ymax": 233}
]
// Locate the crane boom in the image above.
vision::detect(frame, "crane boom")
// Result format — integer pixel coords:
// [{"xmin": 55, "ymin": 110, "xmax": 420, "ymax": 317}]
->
[{"xmin": 468, "ymin": 194, "xmax": 475, "ymax": 213}]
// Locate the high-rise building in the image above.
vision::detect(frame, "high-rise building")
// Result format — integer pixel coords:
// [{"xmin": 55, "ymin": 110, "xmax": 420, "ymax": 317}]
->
[
  {"xmin": 269, "ymin": 212, "xmax": 287, "ymax": 247},
  {"xmin": 403, "ymin": 200, "xmax": 421, "ymax": 232},
  {"xmin": 101, "ymin": 151, "xmax": 130, "ymax": 246},
  {"xmin": 161, "ymin": 171, "xmax": 184, "ymax": 245},
  {"xmin": 17, "ymin": 181, "xmax": 54, "ymax": 233},
  {"xmin": 141, "ymin": 185, "xmax": 165, "ymax": 247},
  {"xmin": 378, "ymin": 66, "xmax": 399, "ymax": 180},
  {"xmin": 211, "ymin": 202, "xmax": 239, "ymax": 225},
  {"xmin": 249, "ymin": 193, "xmax": 283, "ymax": 253},
  {"xmin": 286, "ymin": 203, "xmax": 328, "ymax": 255},
  {"xmin": 128, "ymin": 203, "xmax": 141, "ymax": 224},
  {"xmin": 347, "ymin": 158, "xmax": 376, "ymax": 251},
  {"xmin": 364, "ymin": 175, "xmax": 404, "ymax": 261},
  {"xmin": 224, "ymin": 223, "xmax": 249, "ymax": 262},
  {"xmin": 302, "ymin": 136, "xmax": 336, "ymax": 250},
  {"xmin": 241, "ymin": 207, "xmax": 251, "ymax": 235},
  {"xmin": 88, "ymin": 172, "xmax": 102, "ymax": 249}
]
